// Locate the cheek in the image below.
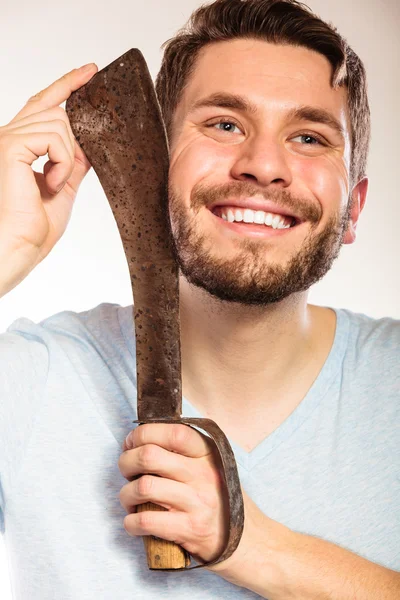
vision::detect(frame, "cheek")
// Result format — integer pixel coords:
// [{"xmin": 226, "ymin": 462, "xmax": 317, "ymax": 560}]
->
[
  {"xmin": 293, "ymin": 156, "xmax": 349, "ymax": 211},
  {"xmin": 169, "ymin": 138, "xmax": 231, "ymax": 194}
]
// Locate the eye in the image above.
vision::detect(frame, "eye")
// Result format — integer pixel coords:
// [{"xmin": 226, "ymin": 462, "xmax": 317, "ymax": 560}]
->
[
  {"xmin": 207, "ymin": 119, "xmax": 243, "ymax": 135},
  {"xmin": 215, "ymin": 121, "xmax": 241, "ymax": 134},
  {"xmin": 291, "ymin": 134, "xmax": 325, "ymax": 145}
]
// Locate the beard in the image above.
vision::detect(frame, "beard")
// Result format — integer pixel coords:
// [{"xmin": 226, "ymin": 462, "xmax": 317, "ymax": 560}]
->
[{"xmin": 167, "ymin": 181, "xmax": 351, "ymax": 306}]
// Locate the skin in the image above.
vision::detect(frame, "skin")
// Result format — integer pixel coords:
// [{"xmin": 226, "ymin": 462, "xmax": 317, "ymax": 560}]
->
[
  {"xmin": 171, "ymin": 39, "xmax": 368, "ymax": 449},
  {"xmin": 0, "ymin": 64, "xmax": 98, "ymax": 298},
  {"xmin": 116, "ymin": 40, "xmax": 399, "ymax": 597}
]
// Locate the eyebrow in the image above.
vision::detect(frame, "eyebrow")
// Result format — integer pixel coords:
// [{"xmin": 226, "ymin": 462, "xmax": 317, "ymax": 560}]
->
[
  {"xmin": 188, "ymin": 93, "xmax": 258, "ymax": 115},
  {"xmin": 188, "ymin": 92, "xmax": 345, "ymax": 140},
  {"xmin": 287, "ymin": 106, "xmax": 345, "ymax": 140}
]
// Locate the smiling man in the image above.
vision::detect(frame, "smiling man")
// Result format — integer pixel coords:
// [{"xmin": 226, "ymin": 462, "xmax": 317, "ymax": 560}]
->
[
  {"xmin": 0, "ymin": 0, "xmax": 399, "ymax": 599},
  {"xmin": 162, "ymin": 36, "xmax": 357, "ymax": 449},
  {"xmin": 167, "ymin": 41, "xmax": 355, "ymax": 308}
]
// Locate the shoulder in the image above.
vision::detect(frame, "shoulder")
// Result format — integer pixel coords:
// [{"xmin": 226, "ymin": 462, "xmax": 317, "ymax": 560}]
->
[
  {"xmin": 5, "ymin": 302, "xmax": 135, "ymax": 361},
  {"xmin": 8, "ymin": 301, "xmax": 130, "ymax": 334},
  {"xmin": 339, "ymin": 307, "xmax": 400, "ymax": 339},
  {"xmin": 334, "ymin": 307, "xmax": 399, "ymax": 389},
  {"xmin": 336, "ymin": 308, "xmax": 400, "ymax": 353}
]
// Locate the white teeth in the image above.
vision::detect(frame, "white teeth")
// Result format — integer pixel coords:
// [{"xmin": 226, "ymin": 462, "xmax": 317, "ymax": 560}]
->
[
  {"xmin": 234, "ymin": 209, "xmax": 243, "ymax": 222},
  {"xmin": 227, "ymin": 209, "xmax": 235, "ymax": 223},
  {"xmin": 243, "ymin": 209, "xmax": 254, "ymax": 223},
  {"xmin": 271, "ymin": 215, "xmax": 282, "ymax": 230},
  {"xmin": 264, "ymin": 213, "xmax": 273, "ymax": 226},
  {"xmin": 254, "ymin": 210, "xmax": 265, "ymax": 225},
  {"xmin": 218, "ymin": 206, "xmax": 292, "ymax": 229}
]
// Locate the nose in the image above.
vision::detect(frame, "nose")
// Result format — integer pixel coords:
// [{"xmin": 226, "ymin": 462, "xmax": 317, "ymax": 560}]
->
[{"xmin": 229, "ymin": 135, "xmax": 293, "ymax": 188}]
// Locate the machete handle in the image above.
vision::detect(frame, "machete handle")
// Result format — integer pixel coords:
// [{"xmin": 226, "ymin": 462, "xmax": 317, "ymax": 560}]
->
[
  {"xmin": 136, "ymin": 502, "xmax": 190, "ymax": 569},
  {"xmin": 134, "ymin": 418, "xmax": 244, "ymax": 572}
]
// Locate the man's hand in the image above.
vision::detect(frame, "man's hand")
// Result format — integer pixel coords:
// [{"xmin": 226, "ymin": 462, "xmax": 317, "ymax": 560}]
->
[
  {"xmin": 118, "ymin": 423, "xmax": 400, "ymax": 599},
  {"xmin": 118, "ymin": 423, "xmax": 230, "ymax": 564},
  {"xmin": 0, "ymin": 63, "xmax": 97, "ymax": 298}
]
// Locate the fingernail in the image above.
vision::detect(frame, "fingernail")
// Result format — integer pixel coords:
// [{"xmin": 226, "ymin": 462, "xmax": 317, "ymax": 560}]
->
[{"xmin": 79, "ymin": 63, "xmax": 96, "ymax": 73}]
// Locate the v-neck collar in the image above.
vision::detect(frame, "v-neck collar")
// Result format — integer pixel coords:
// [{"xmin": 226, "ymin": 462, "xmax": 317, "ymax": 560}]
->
[
  {"xmin": 121, "ymin": 305, "xmax": 350, "ymax": 471},
  {"xmin": 182, "ymin": 308, "xmax": 350, "ymax": 471}
]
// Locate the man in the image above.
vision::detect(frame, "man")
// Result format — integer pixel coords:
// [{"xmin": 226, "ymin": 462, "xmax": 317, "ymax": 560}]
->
[{"xmin": 0, "ymin": 0, "xmax": 398, "ymax": 598}]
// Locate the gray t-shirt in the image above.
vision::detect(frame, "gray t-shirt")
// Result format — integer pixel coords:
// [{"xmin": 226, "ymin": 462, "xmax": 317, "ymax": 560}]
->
[{"xmin": 0, "ymin": 303, "xmax": 399, "ymax": 599}]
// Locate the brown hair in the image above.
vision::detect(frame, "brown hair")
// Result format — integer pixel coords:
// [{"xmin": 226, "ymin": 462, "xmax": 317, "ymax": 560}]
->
[{"xmin": 155, "ymin": 0, "xmax": 370, "ymax": 189}]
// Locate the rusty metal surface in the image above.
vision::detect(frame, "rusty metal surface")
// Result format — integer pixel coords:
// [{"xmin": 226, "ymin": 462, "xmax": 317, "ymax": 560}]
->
[
  {"xmin": 65, "ymin": 48, "xmax": 244, "ymax": 569},
  {"xmin": 66, "ymin": 49, "xmax": 181, "ymax": 421}
]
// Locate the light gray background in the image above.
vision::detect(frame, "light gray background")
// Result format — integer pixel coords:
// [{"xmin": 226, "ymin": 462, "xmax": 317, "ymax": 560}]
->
[{"xmin": 0, "ymin": 0, "xmax": 399, "ymax": 596}]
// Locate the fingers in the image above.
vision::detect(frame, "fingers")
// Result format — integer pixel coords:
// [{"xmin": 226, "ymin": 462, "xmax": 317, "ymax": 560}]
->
[
  {"xmin": 0, "ymin": 133, "xmax": 73, "ymax": 202},
  {"xmin": 123, "ymin": 508, "xmax": 190, "ymax": 547},
  {"xmin": 124, "ymin": 423, "xmax": 213, "ymax": 459},
  {"xmin": 5, "ymin": 118, "xmax": 75, "ymax": 162},
  {"xmin": 0, "ymin": 131, "xmax": 73, "ymax": 198},
  {"xmin": 118, "ymin": 423, "xmax": 228, "ymax": 563},
  {"xmin": 1, "ymin": 68, "xmax": 96, "ymax": 200},
  {"xmin": 122, "ymin": 479, "xmax": 223, "ymax": 559},
  {"xmin": 119, "ymin": 475, "xmax": 199, "ymax": 513},
  {"xmin": 6, "ymin": 107, "xmax": 76, "ymax": 157},
  {"xmin": 11, "ymin": 63, "xmax": 98, "ymax": 124},
  {"xmin": 119, "ymin": 444, "xmax": 197, "ymax": 484}
]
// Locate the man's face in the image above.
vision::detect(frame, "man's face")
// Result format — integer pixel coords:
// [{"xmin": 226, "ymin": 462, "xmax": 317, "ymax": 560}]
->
[{"xmin": 167, "ymin": 39, "xmax": 361, "ymax": 305}]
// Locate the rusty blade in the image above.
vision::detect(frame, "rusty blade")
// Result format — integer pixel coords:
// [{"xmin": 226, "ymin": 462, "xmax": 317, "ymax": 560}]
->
[{"xmin": 66, "ymin": 49, "xmax": 181, "ymax": 421}]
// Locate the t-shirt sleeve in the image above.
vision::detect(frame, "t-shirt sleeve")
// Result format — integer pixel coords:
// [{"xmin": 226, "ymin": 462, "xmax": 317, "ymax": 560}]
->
[
  {"xmin": 0, "ymin": 319, "xmax": 50, "ymax": 530},
  {"xmin": 0, "ymin": 302, "xmax": 134, "ymax": 532}
]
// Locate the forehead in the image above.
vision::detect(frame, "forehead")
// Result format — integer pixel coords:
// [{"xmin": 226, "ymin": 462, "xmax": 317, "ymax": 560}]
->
[{"xmin": 177, "ymin": 39, "xmax": 349, "ymax": 126}]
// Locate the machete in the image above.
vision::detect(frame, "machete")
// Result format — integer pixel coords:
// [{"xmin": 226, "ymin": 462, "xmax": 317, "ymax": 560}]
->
[{"xmin": 66, "ymin": 48, "xmax": 244, "ymax": 571}]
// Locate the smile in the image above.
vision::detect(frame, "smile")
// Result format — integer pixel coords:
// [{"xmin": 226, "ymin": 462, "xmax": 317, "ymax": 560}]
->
[
  {"xmin": 214, "ymin": 206, "xmax": 294, "ymax": 229},
  {"xmin": 210, "ymin": 205, "xmax": 303, "ymax": 238}
]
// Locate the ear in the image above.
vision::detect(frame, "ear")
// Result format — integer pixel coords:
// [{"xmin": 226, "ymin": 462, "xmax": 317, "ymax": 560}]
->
[{"xmin": 343, "ymin": 176, "xmax": 368, "ymax": 245}]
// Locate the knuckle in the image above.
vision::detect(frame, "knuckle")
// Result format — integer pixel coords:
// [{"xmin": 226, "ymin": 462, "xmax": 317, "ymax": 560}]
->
[
  {"xmin": 170, "ymin": 424, "xmax": 191, "ymax": 450},
  {"xmin": 118, "ymin": 486, "xmax": 128, "ymax": 507},
  {"xmin": 44, "ymin": 131, "xmax": 64, "ymax": 150},
  {"xmin": 134, "ymin": 424, "xmax": 148, "ymax": 447},
  {"xmin": 123, "ymin": 514, "xmax": 134, "ymax": 533},
  {"xmin": 54, "ymin": 118, "xmax": 68, "ymax": 131},
  {"xmin": 52, "ymin": 119, "xmax": 70, "ymax": 141},
  {"xmin": 117, "ymin": 454, "xmax": 125, "ymax": 473},
  {"xmin": 117, "ymin": 453, "xmax": 129, "ymax": 477},
  {"xmin": 139, "ymin": 444, "xmax": 158, "ymax": 469},
  {"xmin": 137, "ymin": 475, "xmax": 153, "ymax": 498},
  {"xmin": 49, "ymin": 132, "xmax": 72, "ymax": 163},
  {"xmin": 137, "ymin": 511, "xmax": 154, "ymax": 530},
  {"xmin": 189, "ymin": 512, "xmax": 212, "ymax": 540},
  {"xmin": 49, "ymin": 130, "xmax": 63, "ymax": 143},
  {"xmin": 50, "ymin": 107, "xmax": 71, "ymax": 129},
  {"xmin": 52, "ymin": 106, "xmax": 66, "ymax": 119},
  {"xmin": 196, "ymin": 485, "xmax": 219, "ymax": 511}
]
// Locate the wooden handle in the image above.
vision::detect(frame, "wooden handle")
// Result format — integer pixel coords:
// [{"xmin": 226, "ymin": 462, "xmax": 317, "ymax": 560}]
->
[{"xmin": 136, "ymin": 502, "xmax": 191, "ymax": 569}]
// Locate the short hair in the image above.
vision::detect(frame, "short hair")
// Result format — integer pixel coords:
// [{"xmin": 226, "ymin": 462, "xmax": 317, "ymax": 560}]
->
[{"xmin": 156, "ymin": 0, "xmax": 370, "ymax": 189}]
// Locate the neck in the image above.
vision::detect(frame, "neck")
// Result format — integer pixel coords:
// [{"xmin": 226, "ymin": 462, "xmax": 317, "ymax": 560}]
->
[{"xmin": 179, "ymin": 277, "xmax": 336, "ymax": 450}]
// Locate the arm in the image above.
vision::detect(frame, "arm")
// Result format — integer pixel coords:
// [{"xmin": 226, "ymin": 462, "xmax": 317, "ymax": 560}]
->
[
  {"xmin": 212, "ymin": 493, "xmax": 400, "ymax": 599},
  {"xmin": 119, "ymin": 423, "xmax": 400, "ymax": 598}
]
